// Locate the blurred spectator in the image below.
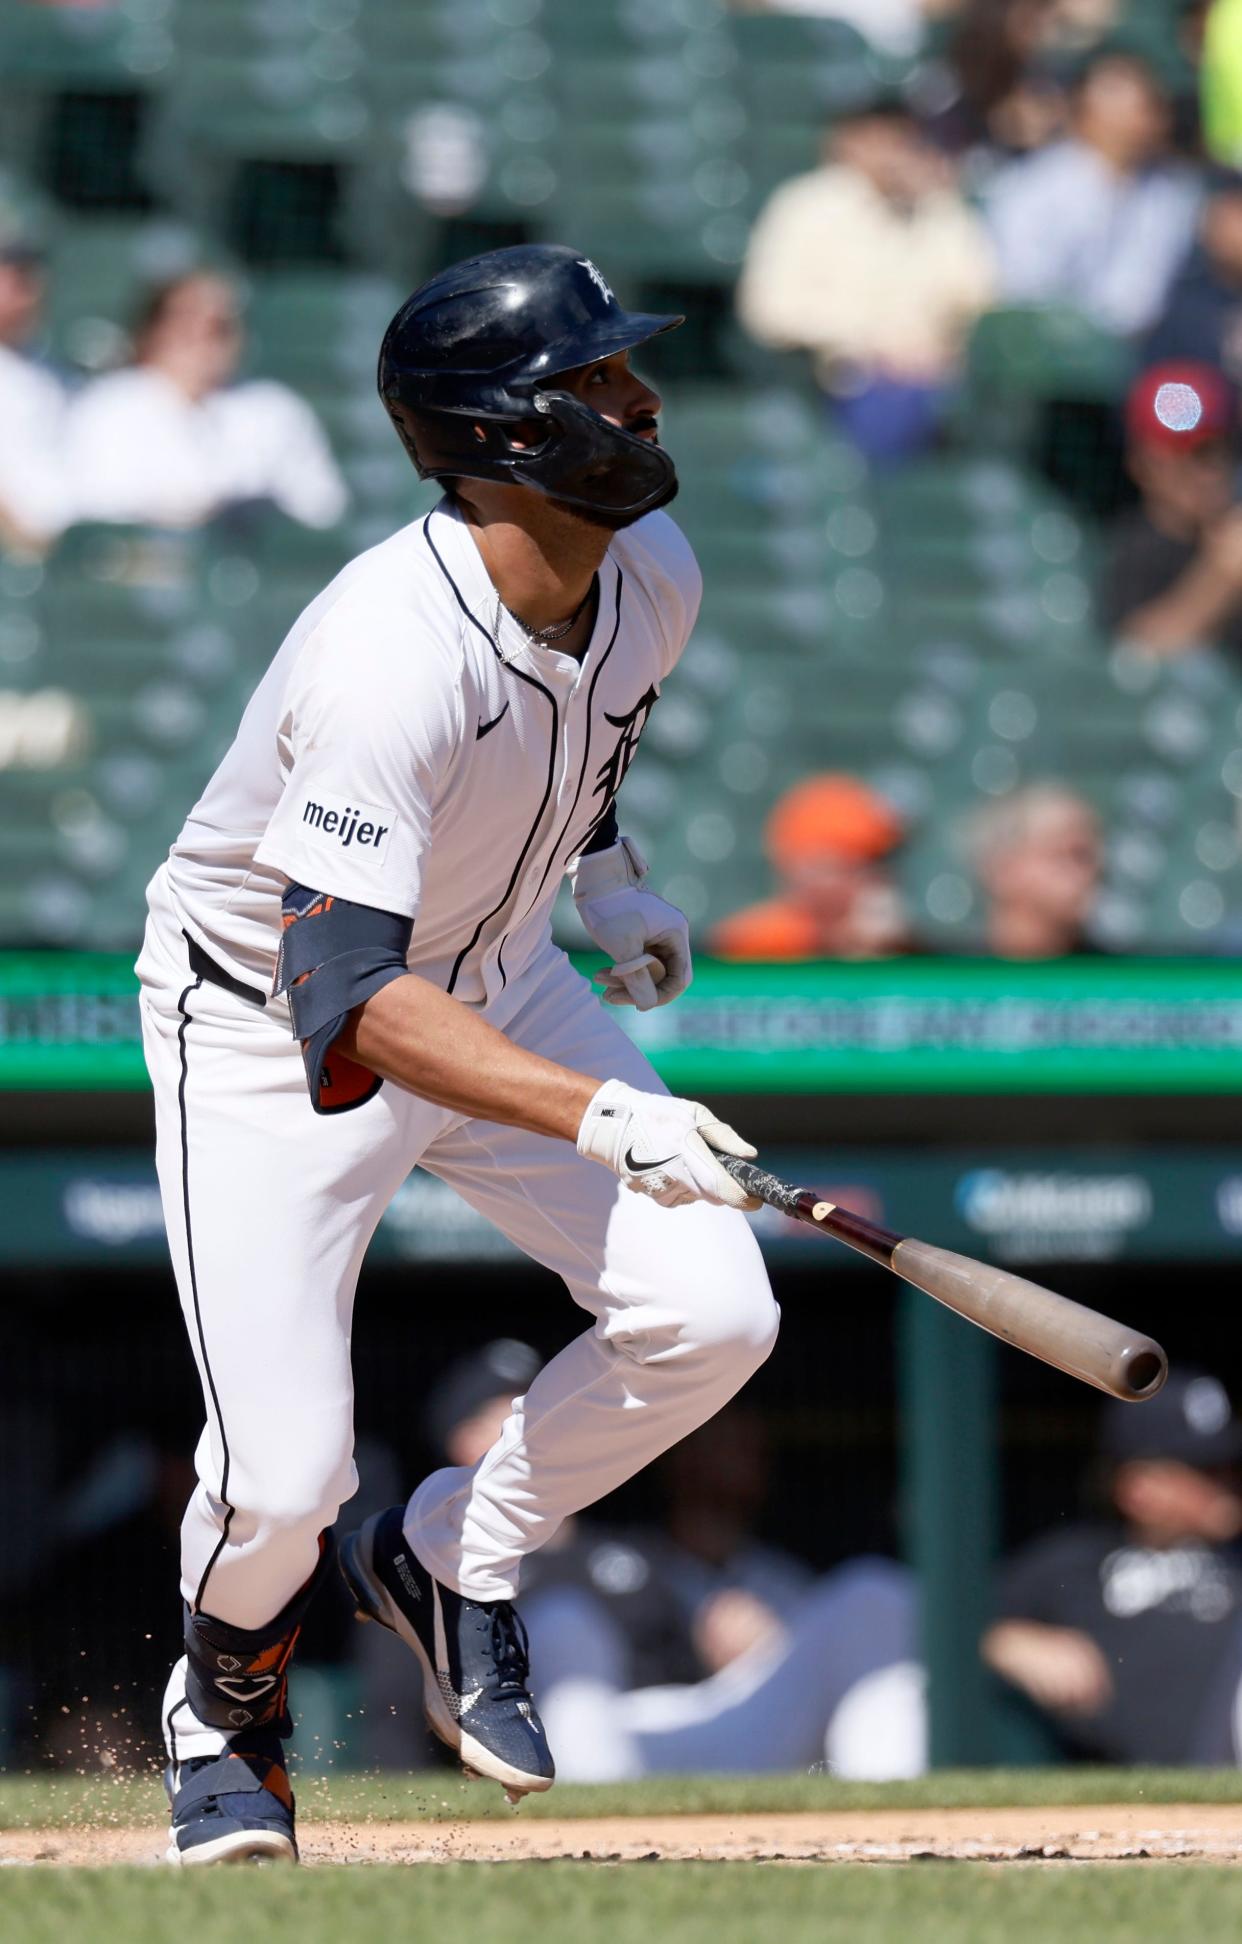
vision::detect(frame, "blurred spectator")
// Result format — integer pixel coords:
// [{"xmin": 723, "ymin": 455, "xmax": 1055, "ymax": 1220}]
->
[
  {"xmin": 737, "ymin": 91, "xmax": 995, "ymax": 463},
  {"xmin": 1185, "ymin": 0, "xmax": 1214, "ymax": 62},
  {"xmin": 0, "ymin": 183, "xmax": 70, "ymax": 551},
  {"xmin": 639, "ymin": 1406, "xmax": 815, "ymax": 1668},
  {"xmin": 968, "ymin": 784, "xmax": 1104, "ymax": 958},
  {"xmin": 427, "ymin": 1336, "xmax": 546, "ymax": 1475},
  {"xmin": 1101, "ymin": 360, "xmax": 1242, "ymax": 654},
  {"xmin": 985, "ymin": 46, "xmax": 1201, "ymax": 336},
  {"xmin": 420, "ymin": 1349, "xmax": 927, "ymax": 1782},
  {"xmin": 1046, "ymin": 0, "xmax": 1122, "ymax": 48},
  {"xmin": 65, "ymin": 270, "xmax": 348, "ymax": 532},
  {"xmin": 938, "ymin": 0, "xmax": 1068, "ymax": 165},
  {"xmin": 1146, "ymin": 168, "xmax": 1242, "ymax": 382},
  {"xmin": 984, "ymin": 1370, "xmax": 1242, "ymax": 1764},
  {"xmin": 710, "ymin": 774, "xmax": 912, "ymax": 961}
]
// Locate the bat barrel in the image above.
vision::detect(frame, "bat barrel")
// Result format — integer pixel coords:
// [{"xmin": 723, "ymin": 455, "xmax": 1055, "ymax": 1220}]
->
[
  {"xmin": 891, "ymin": 1238, "xmax": 1168, "ymax": 1404},
  {"xmin": 718, "ymin": 1155, "xmax": 1168, "ymax": 1404}
]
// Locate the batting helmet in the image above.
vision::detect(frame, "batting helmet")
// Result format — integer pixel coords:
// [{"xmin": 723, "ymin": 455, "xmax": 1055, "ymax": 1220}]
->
[{"xmin": 377, "ymin": 244, "xmax": 683, "ymax": 522}]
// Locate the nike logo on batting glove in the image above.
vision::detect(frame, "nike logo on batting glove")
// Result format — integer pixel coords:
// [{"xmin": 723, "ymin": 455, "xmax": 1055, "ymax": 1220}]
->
[
  {"xmin": 577, "ymin": 1078, "xmax": 761, "ymax": 1211},
  {"xmin": 624, "ymin": 1145, "xmax": 678, "ymax": 1173}
]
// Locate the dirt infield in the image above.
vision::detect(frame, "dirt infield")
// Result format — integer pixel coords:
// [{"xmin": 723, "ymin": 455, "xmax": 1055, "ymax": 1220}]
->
[{"xmin": 9, "ymin": 1804, "xmax": 1242, "ymax": 1867}]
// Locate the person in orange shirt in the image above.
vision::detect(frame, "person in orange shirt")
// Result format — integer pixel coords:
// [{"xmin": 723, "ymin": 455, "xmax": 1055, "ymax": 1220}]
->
[{"xmin": 709, "ymin": 774, "xmax": 911, "ymax": 961}]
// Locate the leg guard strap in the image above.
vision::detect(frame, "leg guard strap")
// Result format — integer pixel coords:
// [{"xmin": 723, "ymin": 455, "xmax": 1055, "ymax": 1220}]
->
[
  {"xmin": 172, "ymin": 1740, "xmax": 293, "ymax": 1815},
  {"xmin": 184, "ymin": 1542, "xmax": 330, "ymax": 1734}
]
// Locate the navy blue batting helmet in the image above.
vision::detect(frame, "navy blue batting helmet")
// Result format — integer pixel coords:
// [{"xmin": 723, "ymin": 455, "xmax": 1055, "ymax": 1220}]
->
[{"xmin": 377, "ymin": 244, "xmax": 683, "ymax": 522}]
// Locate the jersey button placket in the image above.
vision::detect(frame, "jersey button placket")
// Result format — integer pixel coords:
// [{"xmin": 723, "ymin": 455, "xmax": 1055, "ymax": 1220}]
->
[{"xmin": 479, "ymin": 654, "xmax": 577, "ymax": 998}]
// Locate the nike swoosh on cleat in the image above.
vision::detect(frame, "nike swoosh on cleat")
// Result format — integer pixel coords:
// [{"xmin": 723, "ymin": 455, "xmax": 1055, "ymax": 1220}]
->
[
  {"xmin": 476, "ymin": 703, "xmax": 510, "ymax": 739},
  {"xmin": 624, "ymin": 1145, "xmax": 678, "ymax": 1173}
]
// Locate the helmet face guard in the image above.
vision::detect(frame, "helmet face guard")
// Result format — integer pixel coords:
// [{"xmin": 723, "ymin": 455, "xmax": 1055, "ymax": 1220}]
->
[
  {"xmin": 391, "ymin": 388, "xmax": 679, "ymax": 521},
  {"xmin": 378, "ymin": 244, "xmax": 683, "ymax": 522}
]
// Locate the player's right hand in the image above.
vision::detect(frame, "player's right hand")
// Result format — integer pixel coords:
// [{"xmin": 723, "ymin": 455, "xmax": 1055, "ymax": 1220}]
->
[{"xmin": 576, "ymin": 1078, "xmax": 761, "ymax": 1211}]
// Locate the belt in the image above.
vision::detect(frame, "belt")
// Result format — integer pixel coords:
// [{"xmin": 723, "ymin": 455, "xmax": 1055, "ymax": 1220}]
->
[{"xmin": 184, "ymin": 932, "xmax": 267, "ymax": 1009}]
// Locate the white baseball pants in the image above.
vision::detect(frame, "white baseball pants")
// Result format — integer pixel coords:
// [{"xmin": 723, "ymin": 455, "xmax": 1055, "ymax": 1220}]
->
[{"xmin": 137, "ymin": 897, "xmax": 779, "ymax": 1644}]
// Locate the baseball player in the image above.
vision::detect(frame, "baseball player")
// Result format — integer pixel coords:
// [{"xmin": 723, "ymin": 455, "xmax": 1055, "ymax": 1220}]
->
[{"xmin": 136, "ymin": 244, "xmax": 779, "ymax": 1866}]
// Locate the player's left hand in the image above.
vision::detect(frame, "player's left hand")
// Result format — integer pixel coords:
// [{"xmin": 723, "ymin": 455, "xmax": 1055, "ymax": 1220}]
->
[{"xmin": 571, "ymin": 836, "xmax": 691, "ymax": 1011}]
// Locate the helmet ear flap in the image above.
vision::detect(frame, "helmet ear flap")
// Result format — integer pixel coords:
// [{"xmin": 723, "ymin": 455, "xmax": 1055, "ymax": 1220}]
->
[
  {"xmin": 385, "ymin": 401, "xmax": 424, "ymax": 470},
  {"xmin": 395, "ymin": 404, "xmax": 518, "ymax": 484},
  {"xmin": 499, "ymin": 409, "xmax": 556, "ymax": 457}
]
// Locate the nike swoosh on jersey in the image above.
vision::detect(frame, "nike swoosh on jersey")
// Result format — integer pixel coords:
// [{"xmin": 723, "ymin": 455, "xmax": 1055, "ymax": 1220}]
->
[
  {"xmin": 624, "ymin": 1145, "xmax": 678, "ymax": 1173},
  {"xmin": 476, "ymin": 703, "xmax": 510, "ymax": 739}
]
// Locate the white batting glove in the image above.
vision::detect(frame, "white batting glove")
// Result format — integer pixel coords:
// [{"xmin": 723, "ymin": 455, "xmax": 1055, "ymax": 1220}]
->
[
  {"xmin": 570, "ymin": 835, "xmax": 691, "ymax": 1012},
  {"xmin": 577, "ymin": 1078, "xmax": 761, "ymax": 1211}
]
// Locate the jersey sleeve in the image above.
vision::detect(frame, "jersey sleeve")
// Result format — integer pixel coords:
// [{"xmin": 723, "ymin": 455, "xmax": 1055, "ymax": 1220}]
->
[
  {"xmin": 626, "ymin": 510, "xmax": 703, "ymax": 679},
  {"xmin": 253, "ymin": 600, "xmax": 463, "ymax": 919}
]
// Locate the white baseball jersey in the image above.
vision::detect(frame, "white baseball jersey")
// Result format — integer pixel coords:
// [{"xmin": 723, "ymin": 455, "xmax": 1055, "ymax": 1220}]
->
[
  {"xmin": 152, "ymin": 496, "xmax": 702, "ymax": 1005},
  {"xmin": 136, "ymin": 490, "xmax": 774, "ymax": 1728},
  {"xmin": 66, "ymin": 367, "xmax": 348, "ymax": 531},
  {"xmin": 0, "ymin": 344, "xmax": 71, "ymax": 541}
]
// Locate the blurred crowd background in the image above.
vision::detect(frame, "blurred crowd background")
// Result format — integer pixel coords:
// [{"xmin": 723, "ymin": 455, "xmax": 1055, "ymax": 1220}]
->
[
  {"xmin": 6, "ymin": 0, "xmax": 1242, "ymax": 1787},
  {"xmin": 8, "ymin": 0, "xmax": 1242, "ymax": 955}
]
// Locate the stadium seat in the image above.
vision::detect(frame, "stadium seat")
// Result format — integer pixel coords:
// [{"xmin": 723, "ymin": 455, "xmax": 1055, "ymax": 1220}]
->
[{"xmin": 966, "ymin": 307, "xmax": 1135, "ymax": 408}]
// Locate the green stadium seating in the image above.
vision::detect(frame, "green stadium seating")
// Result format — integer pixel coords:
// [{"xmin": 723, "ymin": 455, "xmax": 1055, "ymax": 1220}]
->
[
  {"xmin": 966, "ymin": 306, "xmax": 1135, "ymax": 408},
  {"xmin": 0, "ymin": 4, "xmax": 172, "ymax": 86},
  {"xmin": 1, "ymin": 7, "xmax": 1237, "ymax": 954}
]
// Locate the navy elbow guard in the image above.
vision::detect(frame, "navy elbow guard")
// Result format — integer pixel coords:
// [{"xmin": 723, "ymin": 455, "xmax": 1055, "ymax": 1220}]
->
[{"xmin": 274, "ymin": 885, "xmax": 413, "ymax": 1113}]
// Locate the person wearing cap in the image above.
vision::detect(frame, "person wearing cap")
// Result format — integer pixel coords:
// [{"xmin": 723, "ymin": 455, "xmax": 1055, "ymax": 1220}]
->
[
  {"xmin": 1100, "ymin": 359, "xmax": 1242, "ymax": 654},
  {"xmin": 709, "ymin": 774, "xmax": 913, "ymax": 961},
  {"xmin": 1146, "ymin": 166, "xmax": 1242, "ymax": 380},
  {"xmin": 983, "ymin": 1370, "xmax": 1242, "ymax": 1764},
  {"xmin": 736, "ymin": 89, "xmax": 995, "ymax": 463},
  {"xmin": 985, "ymin": 44, "xmax": 1200, "ymax": 337},
  {"xmin": 0, "ymin": 179, "xmax": 71, "ymax": 550}
]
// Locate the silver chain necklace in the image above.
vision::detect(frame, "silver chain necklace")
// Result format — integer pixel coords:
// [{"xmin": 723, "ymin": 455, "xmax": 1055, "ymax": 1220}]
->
[{"xmin": 501, "ymin": 578, "xmax": 595, "ymax": 646}]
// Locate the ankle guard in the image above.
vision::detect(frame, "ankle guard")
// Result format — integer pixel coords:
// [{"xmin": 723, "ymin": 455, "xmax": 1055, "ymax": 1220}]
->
[{"xmin": 184, "ymin": 1546, "xmax": 329, "ymax": 1734}]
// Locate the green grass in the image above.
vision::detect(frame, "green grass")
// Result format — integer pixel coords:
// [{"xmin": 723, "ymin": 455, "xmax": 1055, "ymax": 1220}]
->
[
  {"xmin": 4, "ymin": 1765, "xmax": 1242, "ymax": 1831},
  {"xmin": 4, "ymin": 1863, "xmax": 1242, "ymax": 1944},
  {"xmin": 6, "ymin": 1771, "xmax": 1242, "ymax": 1944}
]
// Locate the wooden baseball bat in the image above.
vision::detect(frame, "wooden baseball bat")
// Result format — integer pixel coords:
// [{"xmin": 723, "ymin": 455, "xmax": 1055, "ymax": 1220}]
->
[{"xmin": 718, "ymin": 1156, "xmax": 1167, "ymax": 1403}]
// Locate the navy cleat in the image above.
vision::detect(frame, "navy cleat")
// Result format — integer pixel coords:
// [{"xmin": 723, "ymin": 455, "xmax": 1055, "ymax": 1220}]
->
[
  {"xmin": 339, "ymin": 1505, "xmax": 554, "ymax": 1800},
  {"xmin": 165, "ymin": 1729, "xmax": 298, "ymax": 1866}
]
